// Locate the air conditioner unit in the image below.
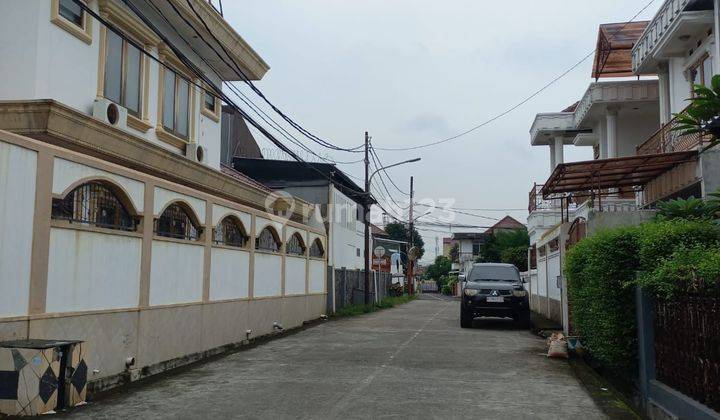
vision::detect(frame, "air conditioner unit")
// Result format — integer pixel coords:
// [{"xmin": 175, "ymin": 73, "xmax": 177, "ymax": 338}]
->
[
  {"xmin": 185, "ymin": 143, "xmax": 207, "ymax": 164},
  {"xmin": 92, "ymin": 98, "xmax": 127, "ymax": 129}
]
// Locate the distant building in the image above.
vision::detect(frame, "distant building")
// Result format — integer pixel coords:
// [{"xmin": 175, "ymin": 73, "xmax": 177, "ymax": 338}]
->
[
  {"xmin": 220, "ymin": 105, "xmax": 263, "ymax": 165},
  {"xmin": 453, "ymin": 216, "xmax": 525, "ymax": 273}
]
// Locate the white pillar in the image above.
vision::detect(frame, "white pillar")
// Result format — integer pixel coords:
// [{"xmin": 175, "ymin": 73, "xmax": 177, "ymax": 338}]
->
[
  {"xmin": 598, "ymin": 119, "xmax": 608, "ymax": 159},
  {"xmin": 554, "ymin": 137, "xmax": 564, "ymax": 166},
  {"xmin": 658, "ymin": 64, "xmax": 671, "ymax": 125},
  {"xmin": 606, "ymin": 108, "xmax": 618, "ymax": 159},
  {"xmin": 549, "ymin": 142, "xmax": 556, "ymax": 172}
]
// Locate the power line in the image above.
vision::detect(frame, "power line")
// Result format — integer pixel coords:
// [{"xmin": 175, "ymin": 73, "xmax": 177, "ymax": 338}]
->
[
  {"xmin": 372, "ymin": 0, "xmax": 657, "ymax": 152},
  {"xmin": 413, "ymin": 202, "xmax": 500, "ymax": 221},
  {"xmin": 181, "ymin": 0, "xmax": 364, "ymax": 154},
  {"xmin": 369, "ymin": 146, "xmax": 410, "ymax": 196}
]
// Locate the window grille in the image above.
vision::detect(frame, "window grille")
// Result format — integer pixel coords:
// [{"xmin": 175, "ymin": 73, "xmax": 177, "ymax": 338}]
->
[
  {"xmin": 155, "ymin": 203, "xmax": 200, "ymax": 240},
  {"xmin": 286, "ymin": 233, "xmax": 306, "ymax": 256},
  {"xmin": 309, "ymin": 239, "xmax": 325, "ymax": 258},
  {"xmin": 214, "ymin": 217, "xmax": 248, "ymax": 247},
  {"xmin": 51, "ymin": 182, "xmax": 136, "ymax": 231},
  {"xmin": 256, "ymin": 227, "xmax": 280, "ymax": 252}
]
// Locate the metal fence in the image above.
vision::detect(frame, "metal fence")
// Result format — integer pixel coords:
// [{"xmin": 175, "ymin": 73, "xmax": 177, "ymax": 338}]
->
[
  {"xmin": 332, "ymin": 268, "xmax": 395, "ymax": 311},
  {"xmin": 654, "ymin": 296, "xmax": 720, "ymax": 413}
]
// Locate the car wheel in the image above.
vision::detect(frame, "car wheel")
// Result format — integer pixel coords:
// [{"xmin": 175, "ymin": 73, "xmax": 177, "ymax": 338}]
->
[
  {"xmin": 515, "ymin": 310, "xmax": 531, "ymax": 329},
  {"xmin": 460, "ymin": 309, "xmax": 473, "ymax": 328}
]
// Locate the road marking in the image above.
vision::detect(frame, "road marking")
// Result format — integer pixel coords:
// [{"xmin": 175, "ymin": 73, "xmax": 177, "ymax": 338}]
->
[{"xmin": 324, "ymin": 300, "xmax": 451, "ymax": 418}]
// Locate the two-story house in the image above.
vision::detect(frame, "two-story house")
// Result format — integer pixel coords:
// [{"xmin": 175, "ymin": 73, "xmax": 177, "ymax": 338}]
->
[
  {"xmin": 527, "ymin": 2, "xmax": 719, "ymax": 331},
  {"xmin": 0, "ymin": 1, "xmax": 328, "ymax": 414}
]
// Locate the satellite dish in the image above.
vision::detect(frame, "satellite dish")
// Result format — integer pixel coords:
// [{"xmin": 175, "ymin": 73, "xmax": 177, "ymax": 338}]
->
[
  {"xmin": 408, "ymin": 246, "xmax": 420, "ymax": 261},
  {"xmin": 373, "ymin": 246, "xmax": 386, "ymax": 258}
]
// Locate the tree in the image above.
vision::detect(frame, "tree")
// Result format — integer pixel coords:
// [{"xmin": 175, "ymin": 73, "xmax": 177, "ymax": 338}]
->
[
  {"xmin": 673, "ymin": 74, "xmax": 720, "ymax": 151},
  {"xmin": 384, "ymin": 222, "xmax": 425, "ymax": 260},
  {"xmin": 426, "ymin": 255, "xmax": 451, "ymax": 280},
  {"xmin": 478, "ymin": 228, "xmax": 530, "ymax": 271}
]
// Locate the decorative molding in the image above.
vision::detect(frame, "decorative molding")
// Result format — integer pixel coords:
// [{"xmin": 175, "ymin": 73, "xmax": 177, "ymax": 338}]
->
[
  {"xmin": 0, "ymin": 100, "xmax": 316, "ymax": 222},
  {"xmin": 98, "ymin": 0, "xmax": 161, "ymax": 47},
  {"xmin": 127, "ymin": 114, "xmax": 153, "ymax": 133},
  {"xmin": 50, "ymin": 0, "xmax": 93, "ymax": 45},
  {"xmin": 574, "ymin": 80, "xmax": 660, "ymax": 127},
  {"xmin": 155, "ymin": 126, "xmax": 189, "ymax": 149}
]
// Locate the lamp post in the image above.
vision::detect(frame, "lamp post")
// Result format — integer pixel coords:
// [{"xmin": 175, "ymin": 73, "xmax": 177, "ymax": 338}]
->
[{"xmin": 363, "ymin": 144, "xmax": 420, "ymax": 305}]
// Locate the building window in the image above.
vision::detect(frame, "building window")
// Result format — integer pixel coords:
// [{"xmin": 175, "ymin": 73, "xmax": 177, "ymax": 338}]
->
[
  {"xmin": 214, "ymin": 216, "xmax": 248, "ymax": 247},
  {"xmin": 549, "ymin": 238, "xmax": 560, "ymax": 253},
  {"xmin": 104, "ymin": 30, "xmax": 143, "ymax": 117},
  {"xmin": 51, "ymin": 0, "xmax": 92, "ymax": 44},
  {"xmin": 256, "ymin": 226, "xmax": 281, "ymax": 252},
  {"xmin": 286, "ymin": 233, "xmax": 306, "ymax": 256},
  {"xmin": 201, "ymin": 88, "xmax": 220, "ymax": 121},
  {"xmin": 59, "ymin": 0, "xmax": 84, "ymax": 27},
  {"xmin": 155, "ymin": 203, "xmax": 200, "ymax": 241},
  {"xmin": 538, "ymin": 245, "xmax": 547, "ymax": 258},
  {"xmin": 309, "ymin": 239, "xmax": 325, "ymax": 258},
  {"xmin": 472, "ymin": 242, "xmax": 481, "ymax": 255},
  {"xmin": 51, "ymin": 182, "xmax": 137, "ymax": 231},
  {"xmin": 161, "ymin": 68, "xmax": 191, "ymax": 139},
  {"xmin": 689, "ymin": 54, "xmax": 714, "ymax": 93}
]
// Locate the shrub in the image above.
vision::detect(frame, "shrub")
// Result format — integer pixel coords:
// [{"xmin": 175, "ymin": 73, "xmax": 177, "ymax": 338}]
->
[
  {"xmin": 565, "ymin": 225, "xmax": 640, "ymax": 372},
  {"xmin": 441, "ymin": 278, "xmax": 457, "ymax": 295},
  {"xmin": 500, "ymin": 245, "xmax": 529, "ymax": 271},
  {"xmin": 655, "ymin": 197, "xmax": 718, "ymax": 221},
  {"xmin": 565, "ymin": 219, "xmax": 720, "ymax": 376},
  {"xmin": 636, "ymin": 219, "xmax": 720, "ymax": 268},
  {"xmin": 637, "ymin": 246, "xmax": 720, "ymax": 300}
]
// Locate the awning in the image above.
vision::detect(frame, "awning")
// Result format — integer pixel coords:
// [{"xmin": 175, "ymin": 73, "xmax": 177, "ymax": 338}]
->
[
  {"xmin": 541, "ymin": 151, "xmax": 698, "ymax": 197},
  {"xmin": 592, "ymin": 21, "xmax": 650, "ymax": 80}
]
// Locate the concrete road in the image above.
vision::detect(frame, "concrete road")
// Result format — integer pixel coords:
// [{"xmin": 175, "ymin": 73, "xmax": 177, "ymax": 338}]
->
[{"xmin": 64, "ymin": 296, "xmax": 605, "ymax": 419}]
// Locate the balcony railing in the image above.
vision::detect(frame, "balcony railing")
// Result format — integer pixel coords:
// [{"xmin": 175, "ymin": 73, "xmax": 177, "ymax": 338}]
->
[
  {"xmin": 529, "ymin": 183, "xmax": 555, "ymax": 213},
  {"xmin": 636, "ymin": 110, "xmax": 704, "ymax": 155},
  {"xmin": 631, "ymin": 0, "xmax": 690, "ymax": 72}
]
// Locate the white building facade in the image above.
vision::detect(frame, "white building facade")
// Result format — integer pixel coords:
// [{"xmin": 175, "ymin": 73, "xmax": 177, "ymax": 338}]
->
[{"xmin": 0, "ymin": 0, "xmax": 327, "ymax": 410}]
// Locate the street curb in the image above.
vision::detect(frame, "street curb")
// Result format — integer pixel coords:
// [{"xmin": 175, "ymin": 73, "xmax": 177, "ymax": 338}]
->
[{"xmin": 569, "ymin": 358, "xmax": 643, "ymax": 420}]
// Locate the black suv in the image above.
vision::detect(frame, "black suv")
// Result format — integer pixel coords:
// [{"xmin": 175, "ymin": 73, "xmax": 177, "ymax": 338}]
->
[{"xmin": 459, "ymin": 263, "xmax": 530, "ymax": 328}]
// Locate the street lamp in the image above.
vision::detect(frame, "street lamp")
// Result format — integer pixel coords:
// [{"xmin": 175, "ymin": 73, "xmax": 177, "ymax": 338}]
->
[{"xmin": 364, "ymin": 156, "xmax": 421, "ymax": 305}]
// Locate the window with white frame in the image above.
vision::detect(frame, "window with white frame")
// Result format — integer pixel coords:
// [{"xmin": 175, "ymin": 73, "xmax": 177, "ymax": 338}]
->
[
  {"xmin": 161, "ymin": 68, "xmax": 191, "ymax": 139},
  {"xmin": 104, "ymin": 30, "xmax": 143, "ymax": 117}
]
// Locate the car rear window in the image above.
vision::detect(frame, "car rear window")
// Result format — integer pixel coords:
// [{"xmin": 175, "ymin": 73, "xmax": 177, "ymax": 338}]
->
[{"xmin": 468, "ymin": 266, "xmax": 519, "ymax": 282}]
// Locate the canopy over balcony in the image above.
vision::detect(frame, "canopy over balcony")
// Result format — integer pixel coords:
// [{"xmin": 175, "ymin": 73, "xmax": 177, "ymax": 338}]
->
[
  {"xmin": 592, "ymin": 21, "xmax": 650, "ymax": 80},
  {"xmin": 541, "ymin": 151, "xmax": 697, "ymax": 197}
]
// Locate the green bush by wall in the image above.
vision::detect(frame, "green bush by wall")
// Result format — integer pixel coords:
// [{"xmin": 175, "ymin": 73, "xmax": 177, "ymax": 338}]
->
[{"xmin": 565, "ymin": 219, "xmax": 720, "ymax": 375}]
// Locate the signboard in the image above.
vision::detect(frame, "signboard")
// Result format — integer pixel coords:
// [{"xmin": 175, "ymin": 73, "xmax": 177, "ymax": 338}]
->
[
  {"xmin": 408, "ymin": 246, "xmax": 420, "ymax": 261},
  {"xmin": 373, "ymin": 246, "xmax": 386, "ymax": 258}
]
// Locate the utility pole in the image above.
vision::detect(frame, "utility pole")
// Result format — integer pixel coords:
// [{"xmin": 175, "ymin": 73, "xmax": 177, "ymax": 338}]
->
[
  {"xmin": 407, "ymin": 176, "xmax": 414, "ymax": 295},
  {"xmin": 364, "ymin": 132, "xmax": 371, "ymax": 306}
]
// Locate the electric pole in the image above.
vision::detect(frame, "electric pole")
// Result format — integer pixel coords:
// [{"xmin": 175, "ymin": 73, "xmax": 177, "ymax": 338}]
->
[
  {"xmin": 364, "ymin": 132, "xmax": 371, "ymax": 306},
  {"xmin": 407, "ymin": 176, "xmax": 414, "ymax": 295}
]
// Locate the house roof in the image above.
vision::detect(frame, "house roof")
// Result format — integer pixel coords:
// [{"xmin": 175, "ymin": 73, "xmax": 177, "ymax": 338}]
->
[
  {"xmin": 541, "ymin": 151, "xmax": 698, "ymax": 196},
  {"xmin": 592, "ymin": 21, "xmax": 650, "ymax": 80},
  {"xmin": 371, "ymin": 224, "xmax": 389, "ymax": 238},
  {"xmin": 220, "ymin": 164, "xmax": 272, "ymax": 193},
  {"xmin": 232, "ymin": 158, "xmax": 374, "ymax": 205},
  {"xmin": 484, "ymin": 216, "xmax": 525, "ymax": 234}
]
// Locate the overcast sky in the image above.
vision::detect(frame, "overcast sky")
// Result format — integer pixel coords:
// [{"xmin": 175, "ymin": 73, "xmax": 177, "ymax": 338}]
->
[{"xmin": 220, "ymin": 0, "xmax": 658, "ymax": 262}]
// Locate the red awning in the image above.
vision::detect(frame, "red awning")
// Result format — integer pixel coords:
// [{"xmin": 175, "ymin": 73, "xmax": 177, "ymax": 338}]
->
[
  {"xmin": 592, "ymin": 21, "xmax": 650, "ymax": 80},
  {"xmin": 541, "ymin": 151, "xmax": 698, "ymax": 197}
]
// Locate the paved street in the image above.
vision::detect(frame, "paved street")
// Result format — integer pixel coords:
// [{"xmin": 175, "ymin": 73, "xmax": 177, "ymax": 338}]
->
[{"xmin": 64, "ymin": 296, "xmax": 604, "ymax": 419}]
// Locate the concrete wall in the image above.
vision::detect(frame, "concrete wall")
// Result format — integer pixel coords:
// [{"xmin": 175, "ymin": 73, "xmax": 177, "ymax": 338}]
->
[
  {"xmin": 0, "ymin": 142, "xmax": 36, "ymax": 318},
  {"xmin": 46, "ymin": 228, "xmax": 142, "ymax": 312},
  {"xmin": 329, "ymin": 185, "xmax": 363, "ymax": 270},
  {"xmin": 0, "ymin": 133, "xmax": 328, "ymax": 393}
]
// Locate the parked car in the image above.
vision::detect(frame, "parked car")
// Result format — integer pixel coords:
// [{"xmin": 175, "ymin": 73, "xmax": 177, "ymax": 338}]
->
[{"xmin": 459, "ymin": 263, "xmax": 530, "ymax": 328}]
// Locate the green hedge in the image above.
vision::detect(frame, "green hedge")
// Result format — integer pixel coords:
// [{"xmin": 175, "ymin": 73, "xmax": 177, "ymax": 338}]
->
[{"xmin": 565, "ymin": 219, "xmax": 720, "ymax": 374}]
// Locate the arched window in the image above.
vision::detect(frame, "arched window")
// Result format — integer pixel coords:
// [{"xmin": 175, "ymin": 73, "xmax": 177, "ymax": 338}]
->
[
  {"xmin": 214, "ymin": 216, "xmax": 248, "ymax": 247},
  {"xmin": 286, "ymin": 233, "xmax": 306, "ymax": 256},
  {"xmin": 51, "ymin": 182, "xmax": 136, "ymax": 231},
  {"xmin": 155, "ymin": 203, "xmax": 200, "ymax": 240},
  {"xmin": 255, "ymin": 226, "xmax": 280, "ymax": 252},
  {"xmin": 309, "ymin": 238, "xmax": 325, "ymax": 258}
]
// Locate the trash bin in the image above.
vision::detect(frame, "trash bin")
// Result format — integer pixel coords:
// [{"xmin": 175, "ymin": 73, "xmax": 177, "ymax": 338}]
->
[{"xmin": 0, "ymin": 339, "xmax": 87, "ymax": 416}]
